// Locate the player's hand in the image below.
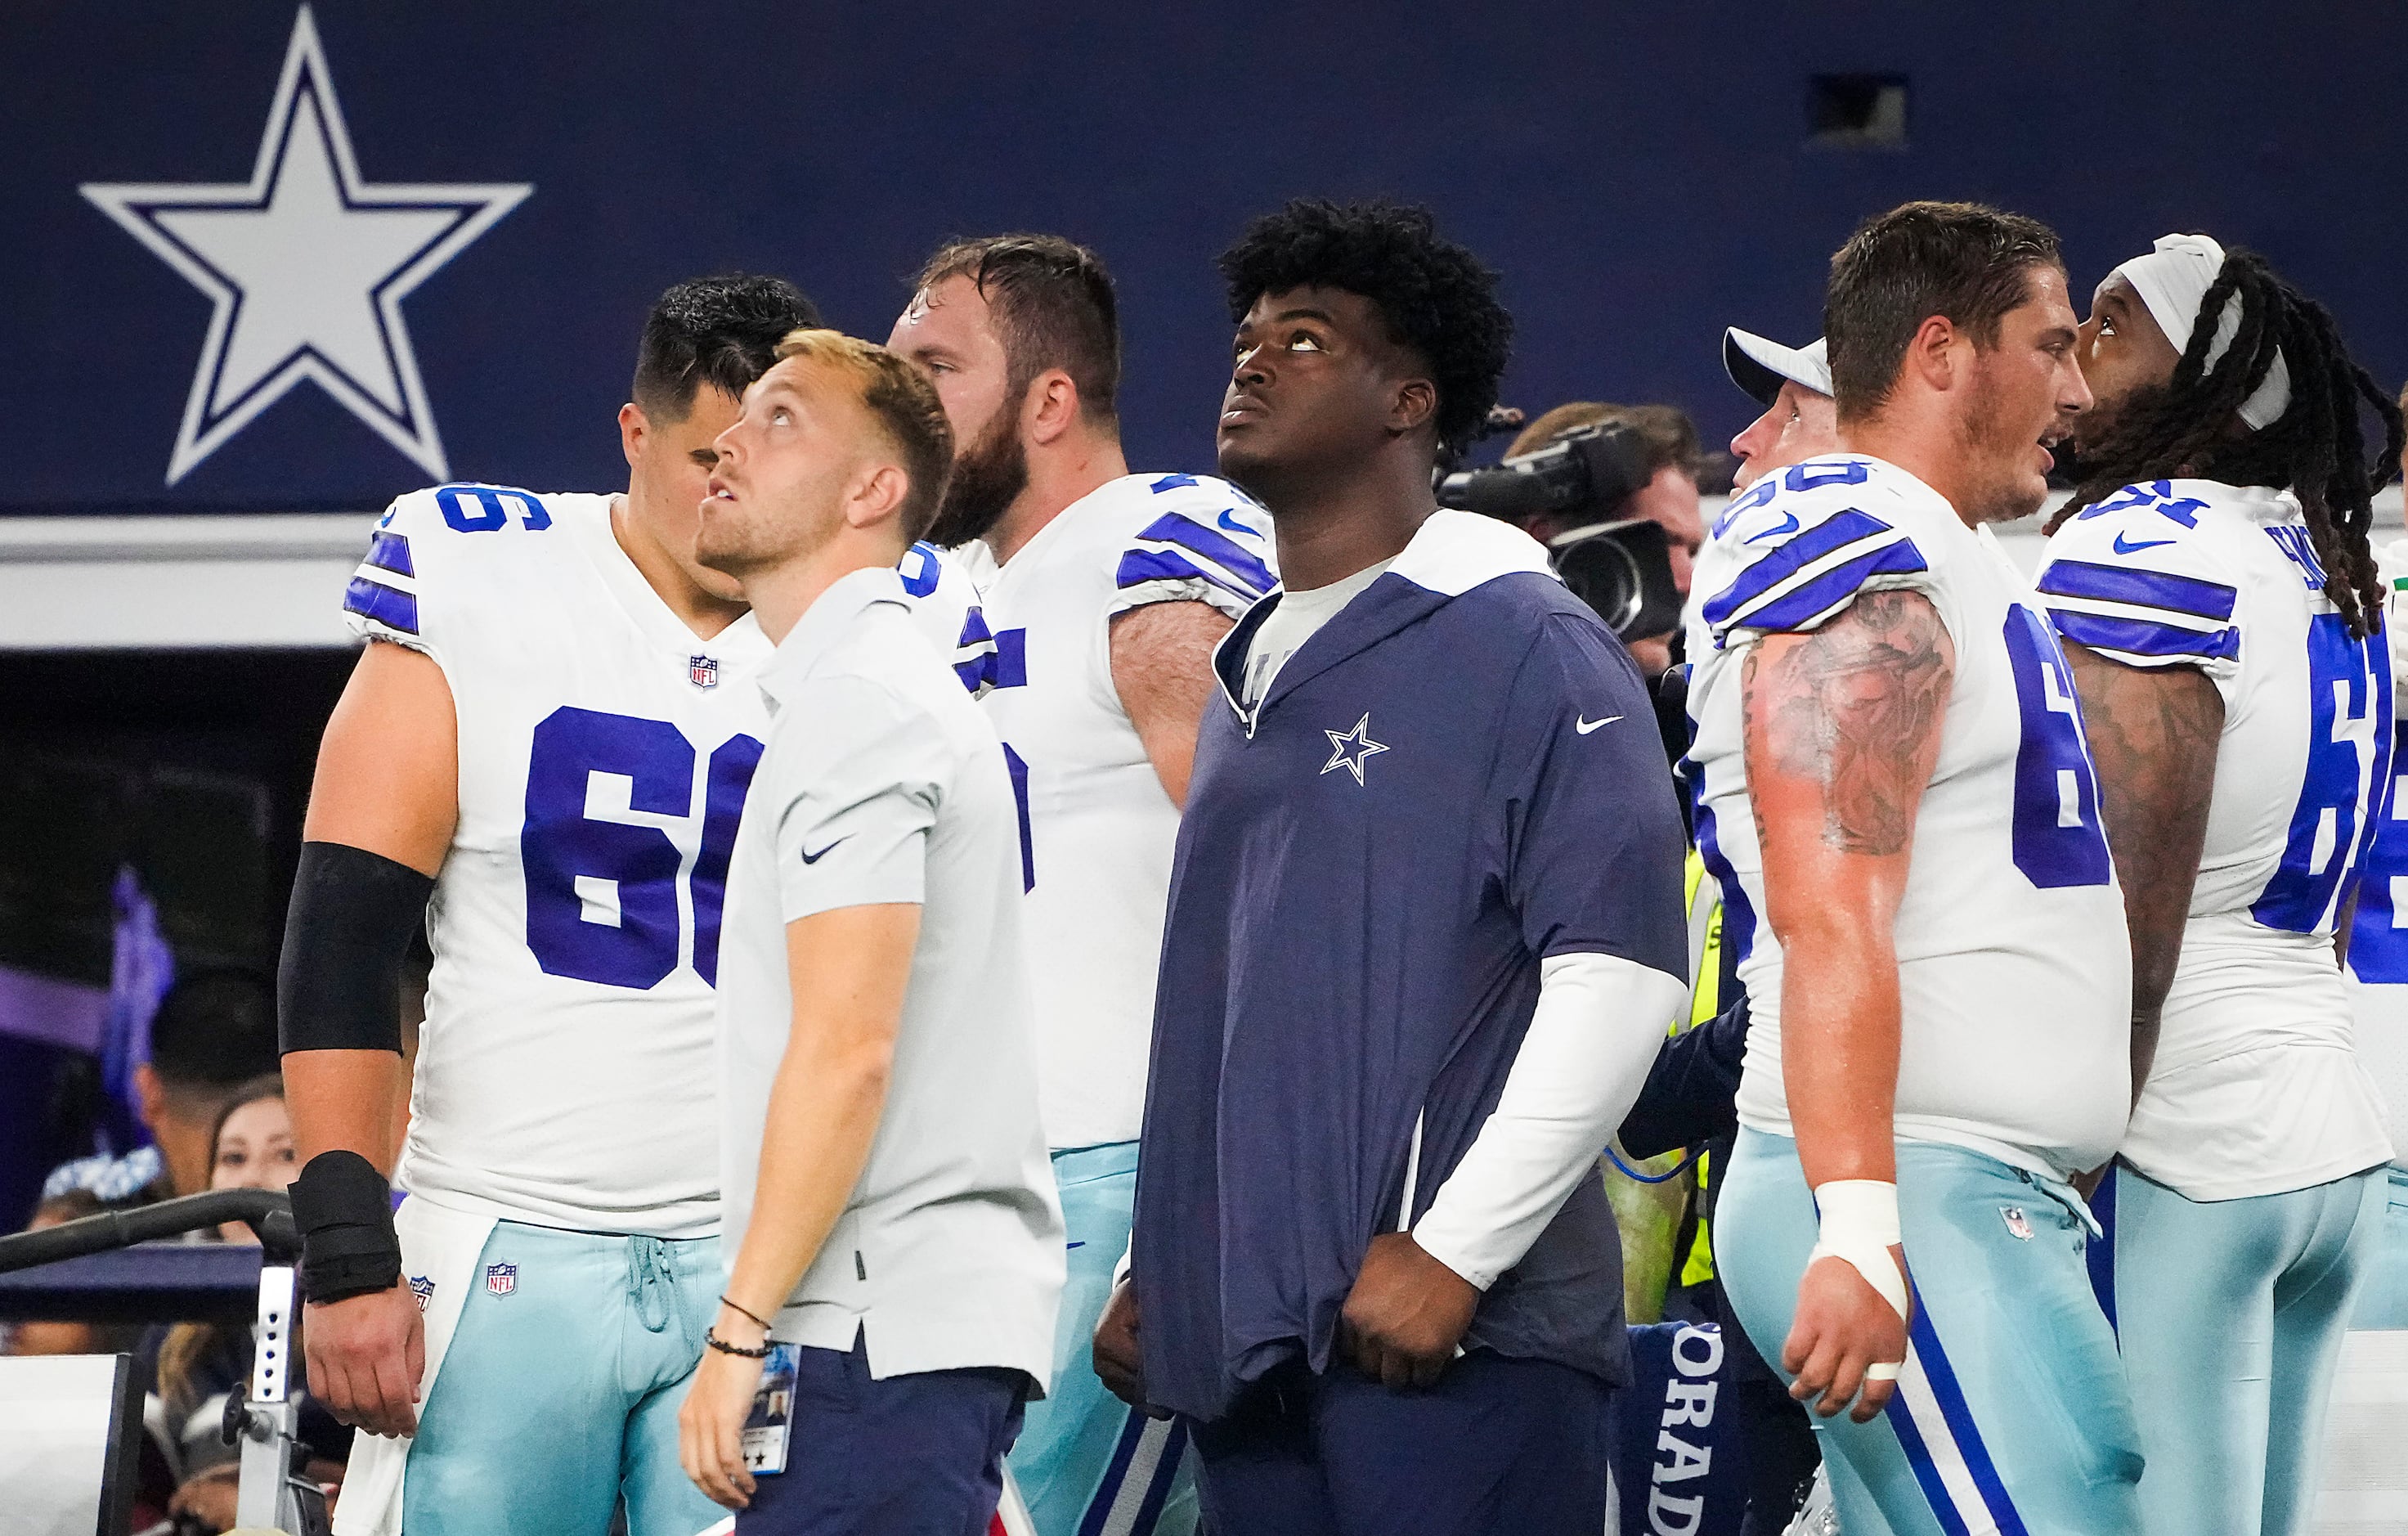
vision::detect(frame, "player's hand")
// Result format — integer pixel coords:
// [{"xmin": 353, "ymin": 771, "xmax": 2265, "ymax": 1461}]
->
[
  {"xmin": 679, "ymin": 1326, "xmax": 765, "ymax": 1511},
  {"xmin": 1339, "ymin": 1232, "xmax": 1479, "ymax": 1391},
  {"xmin": 1782, "ymin": 1246, "xmax": 1910, "ymax": 1423},
  {"xmin": 1092, "ymin": 1277, "xmax": 1168, "ymax": 1417},
  {"xmin": 303, "ymin": 1284, "xmax": 425, "ymax": 1437}
]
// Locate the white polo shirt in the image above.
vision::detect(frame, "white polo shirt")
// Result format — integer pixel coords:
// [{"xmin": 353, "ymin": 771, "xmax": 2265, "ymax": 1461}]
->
[{"xmin": 715, "ymin": 565, "xmax": 1064, "ymax": 1386}]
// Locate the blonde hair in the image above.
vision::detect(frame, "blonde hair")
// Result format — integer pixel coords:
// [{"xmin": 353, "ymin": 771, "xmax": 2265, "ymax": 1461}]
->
[{"xmin": 771, "ymin": 330, "xmax": 954, "ymax": 541}]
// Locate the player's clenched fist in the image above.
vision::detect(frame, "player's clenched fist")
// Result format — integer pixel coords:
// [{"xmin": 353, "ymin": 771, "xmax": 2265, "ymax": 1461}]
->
[
  {"xmin": 1782, "ymin": 1245, "xmax": 1909, "ymax": 1424},
  {"xmin": 304, "ymin": 1286, "xmax": 425, "ymax": 1438},
  {"xmin": 1092, "ymin": 1277, "xmax": 1167, "ymax": 1417},
  {"xmin": 1339, "ymin": 1232, "xmax": 1480, "ymax": 1392}
]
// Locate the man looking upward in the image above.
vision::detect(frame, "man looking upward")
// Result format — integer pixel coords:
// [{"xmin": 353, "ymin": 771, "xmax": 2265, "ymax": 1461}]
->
[
  {"xmin": 677, "ymin": 330, "xmax": 1063, "ymax": 1533},
  {"xmin": 2038, "ymin": 234, "xmax": 2402, "ymax": 1536},
  {"xmin": 1099, "ymin": 198, "xmax": 1688, "ymax": 1534},
  {"xmin": 285, "ymin": 276, "xmax": 819, "ymax": 1536},
  {"xmin": 1690, "ymin": 202, "xmax": 2142, "ymax": 1534},
  {"xmin": 887, "ymin": 235, "xmax": 1272, "ymax": 1536}
]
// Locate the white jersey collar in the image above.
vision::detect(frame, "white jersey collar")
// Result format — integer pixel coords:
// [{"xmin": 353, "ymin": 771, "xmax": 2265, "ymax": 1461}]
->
[{"xmin": 1384, "ymin": 508, "xmax": 1557, "ymax": 597}]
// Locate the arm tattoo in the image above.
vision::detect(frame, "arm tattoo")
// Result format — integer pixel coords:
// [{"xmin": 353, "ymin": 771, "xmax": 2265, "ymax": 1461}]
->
[
  {"xmin": 2063, "ymin": 646, "xmax": 2222, "ymax": 1017},
  {"xmin": 1742, "ymin": 590, "xmax": 1953, "ymax": 856}
]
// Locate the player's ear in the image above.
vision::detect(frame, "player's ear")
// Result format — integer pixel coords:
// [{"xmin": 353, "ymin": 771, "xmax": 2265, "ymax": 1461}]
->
[
  {"xmin": 1904, "ymin": 315, "xmax": 1962, "ymax": 394},
  {"xmin": 1025, "ymin": 369, "xmax": 1079, "ymax": 447},
  {"xmin": 618, "ymin": 402, "xmax": 648, "ymax": 471},
  {"xmin": 845, "ymin": 461, "xmax": 911, "ymax": 532},
  {"xmin": 1388, "ymin": 376, "xmax": 1437, "ymax": 438}
]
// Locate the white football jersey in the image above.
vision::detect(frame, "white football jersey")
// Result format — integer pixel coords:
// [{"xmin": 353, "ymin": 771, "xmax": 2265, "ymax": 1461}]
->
[
  {"xmin": 1686, "ymin": 455, "xmax": 2132, "ymax": 1179},
  {"xmin": 2039, "ymin": 480, "xmax": 2393, "ymax": 1197},
  {"xmin": 2343, "ymin": 540, "xmax": 2408, "ymax": 1174},
  {"xmin": 957, "ymin": 473, "xmax": 1276, "ymax": 1148},
  {"xmin": 341, "ymin": 487, "xmax": 975, "ymax": 1234}
]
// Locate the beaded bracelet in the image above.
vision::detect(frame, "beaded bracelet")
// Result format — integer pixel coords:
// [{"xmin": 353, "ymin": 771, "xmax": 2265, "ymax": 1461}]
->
[{"xmin": 705, "ymin": 1326, "xmax": 771, "ymax": 1359}]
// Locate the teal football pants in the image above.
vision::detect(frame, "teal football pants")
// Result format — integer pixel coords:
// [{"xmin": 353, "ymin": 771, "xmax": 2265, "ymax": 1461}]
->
[
  {"xmin": 402, "ymin": 1222, "xmax": 721, "ymax": 1536},
  {"xmin": 2347, "ymin": 1164, "xmax": 2408, "ymax": 1328},
  {"xmin": 2109, "ymin": 1162, "xmax": 2381, "ymax": 1536},
  {"xmin": 1007, "ymin": 1141, "xmax": 1197, "ymax": 1536},
  {"xmin": 1718, "ymin": 1129, "xmax": 2142, "ymax": 1536}
]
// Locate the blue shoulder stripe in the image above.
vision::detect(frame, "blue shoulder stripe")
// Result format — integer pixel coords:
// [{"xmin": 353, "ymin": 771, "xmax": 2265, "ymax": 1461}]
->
[
  {"xmin": 2050, "ymin": 607, "xmax": 2240, "ymax": 662},
  {"xmin": 343, "ymin": 576, "xmax": 419, "ymax": 636},
  {"xmin": 2036, "ymin": 558, "xmax": 2235, "ymax": 622},
  {"xmin": 1115, "ymin": 548, "xmax": 1257, "ymax": 603},
  {"xmin": 1134, "ymin": 512, "xmax": 1274, "ymax": 595},
  {"xmin": 1701, "ymin": 508, "xmax": 1899, "ymax": 628},
  {"xmin": 1733, "ymin": 539, "xmax": 1930, "ymax": 633},
  {"xmin": 364, "ymin": 530, "xmax": 414, "ymax": 577}
]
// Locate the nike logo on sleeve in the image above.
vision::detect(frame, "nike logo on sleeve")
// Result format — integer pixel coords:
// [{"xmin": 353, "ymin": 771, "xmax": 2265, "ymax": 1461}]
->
[
  {"xmin": 1576, "ymin": 715, "xmax": 1624, "ymax": 734},
  {"xmin": 2114, "ymin": 532, "xmax": 2178, "ymax": 554},
  {"xmin": 1745, "ymin": 513, "xmax": 1801, "ymax": 544},
  {"xmin": 800, "ymin": 838, "xmax": 849, "ymax": 865}
]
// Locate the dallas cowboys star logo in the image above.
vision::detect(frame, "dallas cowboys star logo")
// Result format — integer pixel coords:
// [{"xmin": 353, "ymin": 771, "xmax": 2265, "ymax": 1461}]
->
[
  {"xmin": 1321, "ymin": 713, "xmax": 1389, "ymax": 786},
  {"xmin": 81, "ymin": 7, "xmax": 530, "ymax": 485}
]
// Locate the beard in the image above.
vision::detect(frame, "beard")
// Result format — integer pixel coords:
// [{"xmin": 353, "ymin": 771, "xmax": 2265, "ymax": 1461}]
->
[
  {"xmin": 1951, "ymin": 365, "xmax": 2051, "ymax": 525},
  {"xmin": 922, "ymin": 401, "xmax": 1027, "ymax": 549}
]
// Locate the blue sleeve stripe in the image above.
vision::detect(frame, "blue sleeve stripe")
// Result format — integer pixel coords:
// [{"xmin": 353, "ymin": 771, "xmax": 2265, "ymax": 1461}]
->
[
  {"xmin": 1722, "ymin": 538, "xmax": 1930, "ymax": 634},
  {"xmin": 364, "ymin": 531, "xmax": 415, "ymax": 577},
  {"xmin": 1133, "ymin": 513, "xmax": 1275, "ymax": 595},
  {"xmin": 1699, "ymin": 508, "xmax": 1897, "ymax": 627},
  {"xmin": 2050, "ymin": 607, "xmax": 2240, "ymax": 662},
  {"xmin": 1114, "ymin": 548, "xmax": 1257, "ymax": 603},
  {"xmin": 343, "ymin": 576, "xmax": 420, "ymax": 636},
  {"xmin": 2037, "ymin": 558, "xmax": 2235, "ymax": 622}
]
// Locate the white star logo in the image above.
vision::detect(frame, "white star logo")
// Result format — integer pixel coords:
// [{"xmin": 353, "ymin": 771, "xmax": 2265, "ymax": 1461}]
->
[
  {"xmin": 80, "ymin": 7, "xmax": 530, "ymax": 485},
  {"xmin": 1321, "ymin": 713, "xmax": 1389, "ymax": 786}
]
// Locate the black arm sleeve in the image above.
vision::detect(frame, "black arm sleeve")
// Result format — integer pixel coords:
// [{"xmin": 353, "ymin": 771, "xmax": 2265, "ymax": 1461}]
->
[
  {"xmin": 277, "ymin": 840, "xmax": 434, "ymax": 1055},
  {"xmin": 1617, "ymin": 993, "xmax": 1750, "ymax": 1160}
]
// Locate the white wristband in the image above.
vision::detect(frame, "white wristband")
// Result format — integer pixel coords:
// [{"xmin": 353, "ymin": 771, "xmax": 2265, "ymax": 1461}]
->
[{"xmin": 1808, "ymin": 1179, "xmax": 1910, "ymax": 1323}]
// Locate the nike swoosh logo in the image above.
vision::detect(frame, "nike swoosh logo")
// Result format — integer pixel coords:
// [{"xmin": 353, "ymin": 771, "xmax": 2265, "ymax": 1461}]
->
[
  {"xmin": 800, "ymin": 838, "xmax": 849, "ymax": 865},
  {"xmin": 1217, "ymin": 508, "xmax": 1253, "ymax": 537},
  {"xmin": 1745, "ymin": 513, "xmax": 1800, "ymax": 544},
  {"xmin": 1576, "ymin": 715, "xmax": 1624, "ymax": 734},
  {"xmin": 2114, "ymin": 532, "xmax": 2177, "ymax": 554}
]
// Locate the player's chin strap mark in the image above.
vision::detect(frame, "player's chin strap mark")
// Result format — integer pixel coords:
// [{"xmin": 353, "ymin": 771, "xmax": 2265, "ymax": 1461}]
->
[{"xmin": 1809, "ymin": 1178, "xmax": 1909, "ymax": 1383}]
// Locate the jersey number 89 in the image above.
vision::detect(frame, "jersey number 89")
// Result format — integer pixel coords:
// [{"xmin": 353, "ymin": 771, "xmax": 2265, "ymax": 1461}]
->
[{"xmin": 522, "ymin": 707, "xmax": 763, "ymax": 990}]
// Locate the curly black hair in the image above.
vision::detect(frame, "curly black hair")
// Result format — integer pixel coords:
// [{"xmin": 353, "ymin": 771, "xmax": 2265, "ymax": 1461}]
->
[
  {"xmin": 2050, "ymin": 249, "xmax": 2404, "ymax": 640},
  {"xmin": 1217, "ymin": 199, "xmax": 1513, "ymax": 453},
  {"xmin": 631, "ymin": 272, "xmax": 821, "ymax": 421}
]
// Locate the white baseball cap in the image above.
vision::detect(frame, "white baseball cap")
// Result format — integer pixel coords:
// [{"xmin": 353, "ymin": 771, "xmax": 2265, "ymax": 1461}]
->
[{"xmin": 1724, "ymin": 328, "xmax": 1832, "ymax": 406}]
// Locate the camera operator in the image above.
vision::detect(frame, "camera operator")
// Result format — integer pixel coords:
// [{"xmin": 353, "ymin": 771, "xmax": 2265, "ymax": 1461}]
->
[{"xmin": 1499, "ymin": 403, "xmax": 1706, "ymax": 676}]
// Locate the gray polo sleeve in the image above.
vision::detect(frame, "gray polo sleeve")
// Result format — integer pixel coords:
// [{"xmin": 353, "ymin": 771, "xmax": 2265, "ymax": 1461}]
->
[{"xmin": 764, "ymin": 673, "xmax": 950, "ymax": 923}]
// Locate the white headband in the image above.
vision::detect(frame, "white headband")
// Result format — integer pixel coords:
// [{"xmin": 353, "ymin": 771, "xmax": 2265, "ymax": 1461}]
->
[{"xmin": 2105, "ymin": 232, "xmax": 2290, "ymax": 430}]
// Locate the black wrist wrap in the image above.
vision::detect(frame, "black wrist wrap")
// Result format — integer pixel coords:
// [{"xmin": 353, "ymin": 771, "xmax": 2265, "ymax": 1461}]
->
[
  {"xmin": 290, "ymin": 1150, "xmax": 402, "ymax": 1302},
  {"xmin": 278, "ymin": 841, "xmax": 433, "ymax": 1057}
]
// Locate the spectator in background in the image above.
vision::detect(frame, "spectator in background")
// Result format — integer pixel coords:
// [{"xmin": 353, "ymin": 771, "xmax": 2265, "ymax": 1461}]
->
[
  {"xmin": 42, "ymin": 968, "xmax": 281, "ymax": 1205},
  {"xmin": 1, "ymin": 1189, "xmax": 143, "ymax": 1357},
  {"xmin": 1504, "ymin": 402, "xmax": 1706, "ymax": 676},
  {"xmin": 146, "ymin": 1075, "xmax": 346, "ymax": 1534}
]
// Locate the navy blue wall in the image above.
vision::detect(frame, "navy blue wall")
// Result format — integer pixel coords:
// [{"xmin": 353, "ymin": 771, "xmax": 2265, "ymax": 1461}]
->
[{"xmin": 5, "ymin": 1, "xmax": 2401, "ymax": 514}]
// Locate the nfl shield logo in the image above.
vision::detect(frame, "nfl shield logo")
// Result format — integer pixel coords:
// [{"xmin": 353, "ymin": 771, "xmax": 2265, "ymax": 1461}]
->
[
  {"xmin": 408, "ymin": 1274, "xmax": 436, "ymax": 1312},
  {"xmin": 2000, "ymin": 1206, "xmax": 2034, "ymax": 1242},
  {"xmin": 688, "ymin": 654, "xmax": 720, "ymax": 689},
  {"xmin": 485, "ymin": 1262, "xmax": 518, "ymax": 1296}
]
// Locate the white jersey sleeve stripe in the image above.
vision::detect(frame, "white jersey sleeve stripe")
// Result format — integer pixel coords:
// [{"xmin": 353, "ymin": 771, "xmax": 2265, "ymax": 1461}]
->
[
  {"xmin": 2035, "ymin": 558, "xmax": 2236, "ymax": 622},
  {"xmin": 1701, "ymin": 506, "xmax": 1929, "ymax": 638}
]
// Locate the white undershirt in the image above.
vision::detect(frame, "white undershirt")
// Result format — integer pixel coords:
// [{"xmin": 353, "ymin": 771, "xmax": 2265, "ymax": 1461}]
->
[
  {"xmin": 1412, "ymin": 951, "xmax": 1688, "ymax": 1290},
  {"xmin": 1241, "ymin": 559, "xmax": 1394, "ymax": 708}
]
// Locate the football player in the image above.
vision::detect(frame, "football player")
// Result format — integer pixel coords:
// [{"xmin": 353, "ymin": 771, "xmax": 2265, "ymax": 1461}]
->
[
  {"xmin": 886, "ymin": 235, "xmax": 1272, "ymax": 1536},
  {"xmin": 2038, "ymin": 234, "xmax": 2403, "ymax": 1535},
  {"xmin": 2346, "ymin": 397, "xmax": 2408, "ymax": 1335},
  {"xmin": 1690, "ymin": 202, "xmax": 2142, "ymax": 1533},
  {"xmin": 280, "ymin": 275, "xmax": 972, "ymax": 1536}
]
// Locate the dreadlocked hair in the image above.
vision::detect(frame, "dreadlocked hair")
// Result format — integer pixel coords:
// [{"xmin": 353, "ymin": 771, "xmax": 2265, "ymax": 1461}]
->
[{"xmin": 2051, "ymin": 249, "xmax": 2404, "ymax": 640}]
